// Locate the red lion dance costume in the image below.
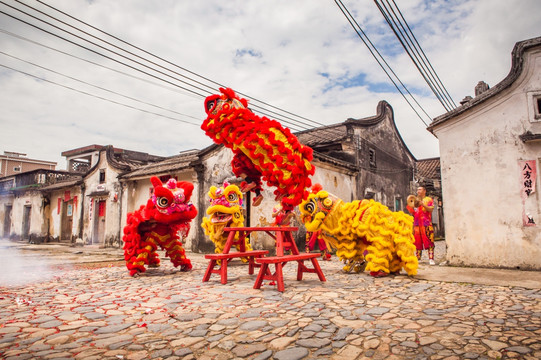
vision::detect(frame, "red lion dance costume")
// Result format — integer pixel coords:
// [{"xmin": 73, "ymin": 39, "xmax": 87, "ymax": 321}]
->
[
  {"xmin": 202, "ymin": 88, "xmax": 315, "ymax": 215},
  {"xmin": 122, "ymin": 176, "xmax": 197, "ymax": 276}
]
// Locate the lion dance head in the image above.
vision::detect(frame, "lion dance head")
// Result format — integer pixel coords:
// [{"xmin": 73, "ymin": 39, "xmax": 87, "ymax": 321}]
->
[{"xmin": 201, "ymin": 182, "xmax": 252, "ymax": 254}]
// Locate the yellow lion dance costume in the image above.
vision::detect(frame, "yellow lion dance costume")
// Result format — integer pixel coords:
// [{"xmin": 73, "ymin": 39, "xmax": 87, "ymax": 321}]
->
[
  {"xmin": 201, "ymin": 182, "xmax": 252, "ymax": 257},
  {"xmin": 299, "ymin": 184, "xmax": 418, "ymax": 277}
]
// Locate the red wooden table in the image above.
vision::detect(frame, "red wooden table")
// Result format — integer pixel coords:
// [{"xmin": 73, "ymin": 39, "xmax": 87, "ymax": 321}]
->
[
  {"xmin": 245, "ymin": 226, "xmax": 326, "ymax": 292},
  {"xmin": 202, "ymin": 227, "xmax": 269, "ymax": 284}
]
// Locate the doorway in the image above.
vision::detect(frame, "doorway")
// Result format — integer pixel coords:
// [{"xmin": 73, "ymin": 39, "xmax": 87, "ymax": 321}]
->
[
  {"xmin": 22, "ymin": 205, "xmax": 31, "ymax": 240},
  {"xmin": 92, "ymin": 199, "xmax": 106, "ymax": 245},
  {"xmin": 61, "ymin": 199, "xmax": 74, "ymax": 243},
  {"xmin": 3, "ymin": 205, "xmax": 12, "ymax": 238}
]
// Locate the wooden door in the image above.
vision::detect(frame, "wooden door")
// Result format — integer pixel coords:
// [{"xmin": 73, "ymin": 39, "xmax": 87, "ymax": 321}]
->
[
  {"xmin": 92, "ymin": 200, "xmax": 106, "ymax": 245},
  {"xmin": 61, "ymin": 200, "xmax": 73, "ymax": 242},
  {"xmin": 3, "ymin": 205, "xmax": 12, "ymax": 238},
  {"xmin": 22, "ymin": 205, "xmax": 31, "ymax": 239}
]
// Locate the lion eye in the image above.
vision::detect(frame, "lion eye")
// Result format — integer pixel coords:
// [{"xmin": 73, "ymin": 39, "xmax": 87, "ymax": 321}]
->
[
  {"xmin": 227, "ymin": 193, "xmax": 238, "ymax": 202},
  {"xmin": 304, "ymin": 201, "xmax": 315, "ymax": 213},
  {"xmin": 323, "ymin": 198, "xmax": 333, "ymax": 208},
  {"xmin": 157, "ymin": 197, "xmax": 169, "ymax": 208},
  {"xmin": 206, "ymin": 99, "xmax": 216, "ymax": 112}
]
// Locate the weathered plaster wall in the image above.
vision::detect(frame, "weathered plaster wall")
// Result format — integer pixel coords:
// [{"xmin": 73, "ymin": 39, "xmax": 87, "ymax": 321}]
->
[
  {"xmin": 83, "ymin": 152, "xmax": 123, "ymax": 247},
  {"xmin": 0, "ymin": 194, "xmax": 13, "ymax": 238},
  {"xmin": 434, "ymin": 49, "xmax": 541, "ymax": 269},
  {"xmin": 7, "ymin": 191, "xmax": 44, "ymax": 242}
]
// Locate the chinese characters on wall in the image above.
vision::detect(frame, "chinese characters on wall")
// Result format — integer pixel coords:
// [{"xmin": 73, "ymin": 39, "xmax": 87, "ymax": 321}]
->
[{"xmin": 519, "ymin": 160, "xmax": 537, "ymax": 226}]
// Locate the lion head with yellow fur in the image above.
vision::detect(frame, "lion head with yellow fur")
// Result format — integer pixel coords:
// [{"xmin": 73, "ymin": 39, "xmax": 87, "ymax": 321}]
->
[{"xmin": 201, "ymin": 182, "xmax": 252, "ymax": 254}]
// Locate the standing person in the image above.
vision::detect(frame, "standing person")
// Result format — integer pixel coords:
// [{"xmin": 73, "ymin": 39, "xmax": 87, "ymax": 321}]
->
[{"xmin": 406, "ymin": 186, "xmax": 435, "ymax": 265}]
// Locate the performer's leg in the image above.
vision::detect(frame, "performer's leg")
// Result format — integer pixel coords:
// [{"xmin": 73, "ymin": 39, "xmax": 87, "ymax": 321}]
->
[
  {"xmin": 252, "ymin": 187, "xmax": 263, "ymax": 206},
  {"xmin": 426, "ymin": 225, "xmax": 435, "ymax": 265}
]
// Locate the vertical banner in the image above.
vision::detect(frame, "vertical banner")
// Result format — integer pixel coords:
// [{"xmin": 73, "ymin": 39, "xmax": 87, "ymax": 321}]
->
[
  {"xmin": 73, "ymin": 196, "xmax": 78, "ymax": 212},
  {"xmin": 519, "ymin": 160, "xmax": 537, "ymax": 226},
  {"xmin": 57, "ymin": 197, "xmax": 61, "ymax": 215},
  {"xmin": 89, "ymin": 199, "xmax": 93, "ymax": 223}
]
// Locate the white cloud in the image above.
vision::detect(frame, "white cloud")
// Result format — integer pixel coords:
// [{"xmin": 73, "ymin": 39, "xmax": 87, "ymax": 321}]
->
[{"xmin": 0, "ymin": 0, "xmax": 540, "ymax": 170}]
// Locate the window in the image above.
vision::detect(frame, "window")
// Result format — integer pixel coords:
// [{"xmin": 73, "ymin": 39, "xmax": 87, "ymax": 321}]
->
[
  {"xmin": 394, "ymin": 197, "xmax": 402, "ymax": 212},
  {"xmin": 13, "ymin": 166, "xmax": 21, "ymax": 172},
  {"xmin": 99, "ymin": 169, "xmax": 106, "ymax": 184},
  {"xmin": 369, "ymin": 148, "xmax": 376, "ymax": 168},
  {"xmin": 527, "ymin": 91, "xmax": 541, "ymax": 122}
]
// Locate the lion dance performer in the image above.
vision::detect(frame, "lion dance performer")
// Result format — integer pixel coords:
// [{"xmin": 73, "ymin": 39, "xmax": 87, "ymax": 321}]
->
[
  {"xmin": 406, "ymin": 186, "xmax": 435, "ymax": 265},
  {"xmin": 299, "ymin": 184, "xmax": 418, "ymax": 277},
  {"xmin": 122, "ymin": 176, "xmax": 197, "ymax": 276},
  {"xmin": 202, "ymin": 87, "xmax": 315, "ymax": 221},
  {"xmin": 201, "ymin": 182, "xmax": 253, "ymax": 257}
]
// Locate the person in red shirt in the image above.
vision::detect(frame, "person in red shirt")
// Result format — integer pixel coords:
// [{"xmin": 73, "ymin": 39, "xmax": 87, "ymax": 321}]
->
[{"xmin": 407, "ymin": 186, "xmax": 435, "ymax": 265}]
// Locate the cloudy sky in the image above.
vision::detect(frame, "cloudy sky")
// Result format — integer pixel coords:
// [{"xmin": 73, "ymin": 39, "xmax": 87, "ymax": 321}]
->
[{"xmin": 1, "ymin": 0, "xmax": 540, "ymax": 170}]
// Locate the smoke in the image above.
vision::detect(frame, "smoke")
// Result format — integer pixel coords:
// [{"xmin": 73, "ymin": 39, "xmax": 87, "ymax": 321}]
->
[{"xmin": 0, "ymin": 239, "xmax": 56, "ymax": 287}]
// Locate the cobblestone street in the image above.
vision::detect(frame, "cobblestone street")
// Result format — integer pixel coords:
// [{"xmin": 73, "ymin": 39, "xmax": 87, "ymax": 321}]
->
[{"xmin": 0, "ymin": 240, "xmax": 540, "ymax": 360}]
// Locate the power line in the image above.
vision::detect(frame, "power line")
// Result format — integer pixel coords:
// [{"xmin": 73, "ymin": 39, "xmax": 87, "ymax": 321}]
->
[
  {"xmin": 0, "ymin": 62, "xmax": 201, "ymax": 126},
  {"xmin": 2, "ymin": 0, "xmax": 351, "ymax": 144},
  {"xmin": 34, "ymin": 0, "xmax": 336, "ymax": 132},
  {"xmin": 1, "ymin": 2, "xmax": 321, "ymax": 135},
  {"xmin": 0, "ymin": 28, "xmax": 204, "ymax": 101},
  {"xmin": 374, "ymin": 0, "xmax": 456, "ymax": 111},
  {"xmin": 334, "ymin": 0, "xmax": 432, "ymax": 127},
  {"xmin": 0, "ymin": 50, "xmax": 202, "ymax": 122}
]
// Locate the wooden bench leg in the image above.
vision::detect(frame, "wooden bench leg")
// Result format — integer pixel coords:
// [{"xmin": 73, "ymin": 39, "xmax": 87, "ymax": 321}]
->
[
  {"xmin": 253, "ymin": 263, "xmax": 269, "ymax": 289},
  {"xmin": 248, "ymin": 256, "xmax": 263, "ymax": 275},
  {"xmin": 311, "ymin": 258, "xmax": 326, "ymax": 281},
  {"xmin": 296, "ymin": 259, "xmax": 327, "ymax": 282},
  {"xmin": 275, "ymin": 263, "xmax": 285, "ymax": 292},
  {"xmin": 297, "ymin": 260, "xmax": 304, "ymax": 281},
  {"xmin": 203, "ymin": 259, "xmax": 217, "ymax": 282},
  {"xmin": 220, "ymin": 259, "xmax": 228, "ymax": 284}
]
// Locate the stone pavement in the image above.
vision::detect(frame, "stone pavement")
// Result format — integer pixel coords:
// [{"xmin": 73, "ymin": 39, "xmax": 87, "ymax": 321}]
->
[{"xmin": 0, "ymin": 240, "xmax": 540, "ymax": 360}]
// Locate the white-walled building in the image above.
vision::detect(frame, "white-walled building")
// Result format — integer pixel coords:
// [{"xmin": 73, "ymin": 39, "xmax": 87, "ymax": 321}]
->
[{"xmin": 428, "ymin": 36, "xmax": 541, "ymax": 270}]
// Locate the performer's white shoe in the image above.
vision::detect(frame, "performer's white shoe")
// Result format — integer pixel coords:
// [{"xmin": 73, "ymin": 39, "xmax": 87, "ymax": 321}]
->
[{"xmin": 429, "ymin": 259, "xmax": 435, "ymax": 266}]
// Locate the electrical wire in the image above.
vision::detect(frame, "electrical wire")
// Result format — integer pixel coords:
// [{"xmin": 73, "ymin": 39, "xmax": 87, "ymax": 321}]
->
[
  {"xmin": 0, "ymin": 28, "xmax": 204, "ymax": 101},
  {"xmin": 334, "ymin": 0, "xmax": 432, "ymax": 127},
  {"xmin": 34, "ymin": 0, "xmax": 338, "ymax": 132},
  {"xmin": 374, "ymin": 0, "xmax": 456, "ymax": 111},
  {"xmin": 0, "ymin": 50, "xmax": 202, "ymax": 122},
  {"xmin": 0, "ymin": 62, "xmax": 201, "ymax": 126}
]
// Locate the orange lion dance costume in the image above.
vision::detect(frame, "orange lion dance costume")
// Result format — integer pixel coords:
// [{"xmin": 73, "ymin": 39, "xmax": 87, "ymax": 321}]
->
[
  {"xmin": 202, "ymin": 88, "xmax": 315, "ymax": 216},
  {"xmin": 122, "ymin": 176, "xmax": 197, "ymax": 276}
]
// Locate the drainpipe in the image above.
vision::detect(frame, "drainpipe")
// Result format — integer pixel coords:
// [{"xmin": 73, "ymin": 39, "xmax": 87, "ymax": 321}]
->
[
  {"xmin": 194, "ymin": 163, "xmax": 206, "ymax": 253},
  {"xmin": 78, "ymin": 184, "xmax": 85, "ymax": 239},
  {"xmin": 118, "ymin": 181, "xmax": 124, "ymax": 249}
]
